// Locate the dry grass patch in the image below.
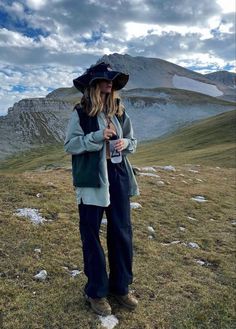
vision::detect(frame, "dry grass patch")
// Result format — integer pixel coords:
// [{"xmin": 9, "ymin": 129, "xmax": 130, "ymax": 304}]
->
[{"xmin": 1, "ymin": 163, "xmax": 235, "ymax": 328}]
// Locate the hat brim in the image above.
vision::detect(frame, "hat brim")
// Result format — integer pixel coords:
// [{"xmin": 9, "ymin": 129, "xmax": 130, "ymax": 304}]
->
[{"xmin": 73, "ymin": 71, "xmax": 129, "ymax": 93}]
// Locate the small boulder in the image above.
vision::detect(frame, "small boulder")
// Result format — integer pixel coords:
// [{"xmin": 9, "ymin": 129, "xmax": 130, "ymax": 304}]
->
[{"xmin": 34, "ymin": 270, "xmax": 47, "ymax": 281}]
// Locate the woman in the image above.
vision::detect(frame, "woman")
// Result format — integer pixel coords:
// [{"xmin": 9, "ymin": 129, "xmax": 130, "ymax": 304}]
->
[{"xmin": 64, "ymin": 62, "xmax": 139, "ymax": 316}]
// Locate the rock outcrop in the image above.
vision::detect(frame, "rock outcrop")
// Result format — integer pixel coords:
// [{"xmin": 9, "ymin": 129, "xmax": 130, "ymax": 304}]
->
[{"xmin": 0, "ymin": 98, "xmax": 72, "ymax": 160}]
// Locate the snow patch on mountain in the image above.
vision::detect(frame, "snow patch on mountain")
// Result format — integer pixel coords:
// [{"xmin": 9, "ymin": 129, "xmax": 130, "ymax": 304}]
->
[{"xmin": 172, "ymin": 75, "xmax": 223, "ymax": 97}]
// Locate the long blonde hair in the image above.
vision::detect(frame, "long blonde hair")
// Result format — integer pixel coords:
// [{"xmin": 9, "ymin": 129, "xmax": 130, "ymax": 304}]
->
[{"xmin": 80, "ymin": 82, "xmax": 124, "ymax": 117}]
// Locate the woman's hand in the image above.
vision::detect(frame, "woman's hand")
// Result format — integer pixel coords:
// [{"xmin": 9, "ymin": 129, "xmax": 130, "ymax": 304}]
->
[
  {"xmin": 114, "ymin": 139, "xmax": 125, "ymax": 152},
  {"xmin": 103, "ymin": 128, "xmax": 116, "ymax": 140}
]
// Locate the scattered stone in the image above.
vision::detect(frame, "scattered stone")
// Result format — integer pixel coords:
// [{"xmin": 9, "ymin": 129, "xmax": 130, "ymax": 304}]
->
[
  {"xmin": 163, "ymin": 165, "xmax": 176, "ymax": 172},
  {"xmin": 102, "ymin": 218, "xmax": 108, "ymax": 225},
  {"xmin": 47, "ymin": 182, "xmax": 56, "ymax": 187},
  {"xmin": 170, "ymin": 176, "xmax": 176, "ymax": 180},
  {"xmin": 70, "ymin": 270, "xmax": 82, "ymax": 277},
  {"xmin": 132, "ymin": 166, "xmax": 141, "ymax": 176},
  {"xmin": 171, "ymin": 240, "xmax": 181, "ymax": 245},
  {"xmin": 140, "ymin": 173, "xmax": 160, "ymax": 178},
  {"xmin": 34, "ymin": 248, "xmax": 41, "ymax": 258},
  {"xmin": 156, "ymin": 180, "xmax": 165, "ymax": 186},
  {"xmin": 179, "ymin": 226, "xmax": 186, "ymax": 232},
  {"xmin": 189, "ymin": 169, "xmax": 199, "ymax": 173},
  {"xmin": 191, "ymin": 196, "xmax": 207, "ymax": 203},
  {"xmin": 195, "ymin": 259, "xmax": 213, "ymax": 267},
  {"xmin": 196, "ymin": 178, "xmax": 203, "ymax": 182},
  {"xmin": 188, "ymin": 242, "xmax": 200, "ymax": 249},
  {"xmin": 148, "ymin": 235, "xmax": 154, "ymax": 240},
  {"xmin": 231, "ymin": 221, "xmax": 236, "ymax": 226},
  {"xmin": 179, "ymin": 174, "xmax": 185, "ymax": 177},
  {"xmin": 147, "ymin": 226, "xmax": 155, "ymax": 234},
  {"xmin": 187, "ymin": 216, "xmax": 197, "ymax": 221},
  {"xmin": 195, "ymin": 260, "xmax": 205, "ymax": 266},
  {"xmin": 209, "ymin": 218, "xmax": 216, "ymax": 221},
  {"xmin": 36, "ymin": 193, "xmax": 42, "ymax": 198},
  {"xmin": 130, "ymin": 202, "xmax": 142, "ymax": 209},
  {"xmin": 140, "ymin": 166, "xmax": 156, "ymax": 172},
  {"xmin": 161, "ymin": 240, "xmax": 181, "ymax": 246},
  {"xmin": 99, "ymin": 315, "xmax": 119, "ymax": 329},
  {"xmin": 216, "ymin": 167, "xmax": 221, "ymax": 169},
  {"xmin": 34, "ymin": 270, "xmax": 47, "ymax": 281},
  {"xmin": 63, "ymin": 166, "xmax": 72, "ymax": 172},
  {"xmin": 15, "ymin": 208, "xmax": 47, "ymax": 225},
  {"xmin": 182, "ymin": 180, "xmax": 188, "ymax": 184},
  {"xmin": 154, "ymin": 165, "xmax": 176, "ymax": 172}
]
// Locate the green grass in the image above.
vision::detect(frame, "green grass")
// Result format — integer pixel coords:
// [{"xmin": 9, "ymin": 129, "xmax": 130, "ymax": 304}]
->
[
  {"xmin": 0, "ymin": 110, "xmax": 236, "ymax": 328},
  {"xmin": 0, "ymin": 144, "xmax": 69, "ymax": 173},
  {"xmin": 123, "ymin": 87, "xmax": 236, "ymax": 106},
  {"xmin": 1, "ymin": 163, "xmax": 235, "ymax": 328},
  {"xmin": 130, "ymin": 110, "xmax": 236, "ymax": 168}
]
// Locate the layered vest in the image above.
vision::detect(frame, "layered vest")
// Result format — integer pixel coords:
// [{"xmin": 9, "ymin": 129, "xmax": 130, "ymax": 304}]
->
[{"xmin": 72, "ymin": 105, "xmax": 124, "ymax": 188}]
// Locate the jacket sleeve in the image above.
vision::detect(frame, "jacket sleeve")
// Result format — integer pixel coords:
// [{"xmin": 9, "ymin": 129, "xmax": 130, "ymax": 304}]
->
[
  {"xmin": 64, "ymin": 111, "xmax": 104, "ymax": 155},
  {"xmin": 121, "ymin": 112, "xmax": 137, "ymax": 155}
]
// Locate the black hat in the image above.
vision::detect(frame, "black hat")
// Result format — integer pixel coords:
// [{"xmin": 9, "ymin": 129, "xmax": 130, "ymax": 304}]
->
[{"xmin": 73, "ymin": 62, "xmax": 129, "ymax": 93}]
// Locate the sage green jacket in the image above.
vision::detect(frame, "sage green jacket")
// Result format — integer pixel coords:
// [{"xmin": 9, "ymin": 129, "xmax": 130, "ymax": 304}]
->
[{"xmin": 64, "ymin": 110, "xmax": 139, "ymax": 207}]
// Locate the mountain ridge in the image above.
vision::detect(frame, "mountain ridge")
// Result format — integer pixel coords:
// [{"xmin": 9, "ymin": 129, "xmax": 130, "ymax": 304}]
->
[{"xmin": 0, "ymin": 53, "xmax": 235, "ymax": 161}]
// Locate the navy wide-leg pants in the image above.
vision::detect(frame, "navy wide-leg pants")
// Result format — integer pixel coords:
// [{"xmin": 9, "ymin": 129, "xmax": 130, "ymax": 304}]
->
[{"xmin": 78, "ymin": 159, "xmax": 133, "ymax": 298}]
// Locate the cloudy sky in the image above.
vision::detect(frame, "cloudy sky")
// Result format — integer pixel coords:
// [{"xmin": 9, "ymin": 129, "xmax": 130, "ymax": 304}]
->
[{"xmin": 0, "ymin": 0, "xmax": 235, "ymax": 115}]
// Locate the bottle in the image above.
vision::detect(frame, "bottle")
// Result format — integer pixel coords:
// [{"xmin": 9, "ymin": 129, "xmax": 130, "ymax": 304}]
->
[{"xmin": 109, "ymin": 135, "xmax": 122, "ymax": 163}]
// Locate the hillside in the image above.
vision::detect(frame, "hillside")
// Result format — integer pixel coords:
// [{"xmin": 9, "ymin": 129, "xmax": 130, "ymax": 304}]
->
[
  {"xmin": 205, "ymin": 71, "xmax": 236, "ymax": 88},
  {"xmin": 0, "ymin": 110, "xmax": 235, "ymax": 173},
  {"xmin": 131, "ymin": 110, "xmax": 236, "ymax": 168},
  {"xmin": 1, "ymin": 138, "xmax": 235, "ymax": 328},
  {"xmin": 1, "ymin": 109, "xmax": 235, "ymax": 328}
]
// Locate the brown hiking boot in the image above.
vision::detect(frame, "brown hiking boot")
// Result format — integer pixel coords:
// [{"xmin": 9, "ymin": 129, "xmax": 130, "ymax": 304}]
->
[
  {"xmin": 111, "ymin": 292, "xmax": 138, "ymax": 310},
  {"xmin": 85, "ymin": 295, "xmax": 112, "ymax": 316}
]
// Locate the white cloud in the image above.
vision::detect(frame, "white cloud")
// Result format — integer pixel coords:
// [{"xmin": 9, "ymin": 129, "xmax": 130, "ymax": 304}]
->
[
  {"xmin": 0, "ymin": 0, "xmax": 235, "ymax": 115},
  {"xmin": 11, "ymin": 2, "xmax": 24, "ymax": 14},
  {"xmin": 0, "ymin": 28, "xmax": 36, "ymax": 47},
  {"xmin": 25, "ymin": 0, "xmax": 48, "ymax": 10},
  {"xmin": 0, "ymin": 64, "xmax": 78, "ymax": 115},
  {"xmin": 216, "ymin": 0, "xmax": 235, "ymax": 13}
]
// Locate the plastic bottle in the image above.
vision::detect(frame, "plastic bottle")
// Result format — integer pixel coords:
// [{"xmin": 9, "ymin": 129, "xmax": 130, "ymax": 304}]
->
[{"xmin": 109, "ymin": 135, "xmax": 122, "ymax": 163}]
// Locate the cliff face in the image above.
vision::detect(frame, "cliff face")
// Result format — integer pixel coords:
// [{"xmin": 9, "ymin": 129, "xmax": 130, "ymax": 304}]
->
[{"xmin": 0, "ymin": 98, "xmax": 73, "ymax": 160}]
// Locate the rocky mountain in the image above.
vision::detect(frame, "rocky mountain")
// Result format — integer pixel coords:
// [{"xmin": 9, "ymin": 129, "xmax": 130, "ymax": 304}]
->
[
  {"xmin": 98, "ymin": 53, "xmax": 236, "ymax": 102},
  {"xmin": 0, "ymin": 53, "xmax": 235, "ymax": 161},
  {"xmin": 204, "ymin": 71, "xmax": 236, "ymax": 88},
  {"xmin": 0, "ymin": 98, "xmax": 72, "ymax": 160}
]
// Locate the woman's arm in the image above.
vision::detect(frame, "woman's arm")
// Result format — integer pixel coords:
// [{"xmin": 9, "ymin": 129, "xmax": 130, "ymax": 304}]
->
[{"xmin": 64, "ymin": 111, "xmax": 104, "ymax": 155}]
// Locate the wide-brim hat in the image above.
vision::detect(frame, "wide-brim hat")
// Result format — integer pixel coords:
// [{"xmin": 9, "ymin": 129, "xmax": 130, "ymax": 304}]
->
[{"xmin": 73, "ymin": 62, "xmax": 129, "ymax": 93}]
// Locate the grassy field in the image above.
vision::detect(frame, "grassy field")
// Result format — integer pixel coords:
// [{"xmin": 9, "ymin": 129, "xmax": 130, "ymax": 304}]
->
[{"xmin": 1, "ymin": 111, "xmax": 236, "ymax": 328}]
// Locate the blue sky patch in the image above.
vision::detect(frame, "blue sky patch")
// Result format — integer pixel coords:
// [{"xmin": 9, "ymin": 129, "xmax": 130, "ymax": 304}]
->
[
  {"xmin": 0, "ymin": 6, "xmax": 49, "ymax": 39},
  {"xmin": 12, "ymin": 85, "xmax": 29, "ymax": 93}
]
